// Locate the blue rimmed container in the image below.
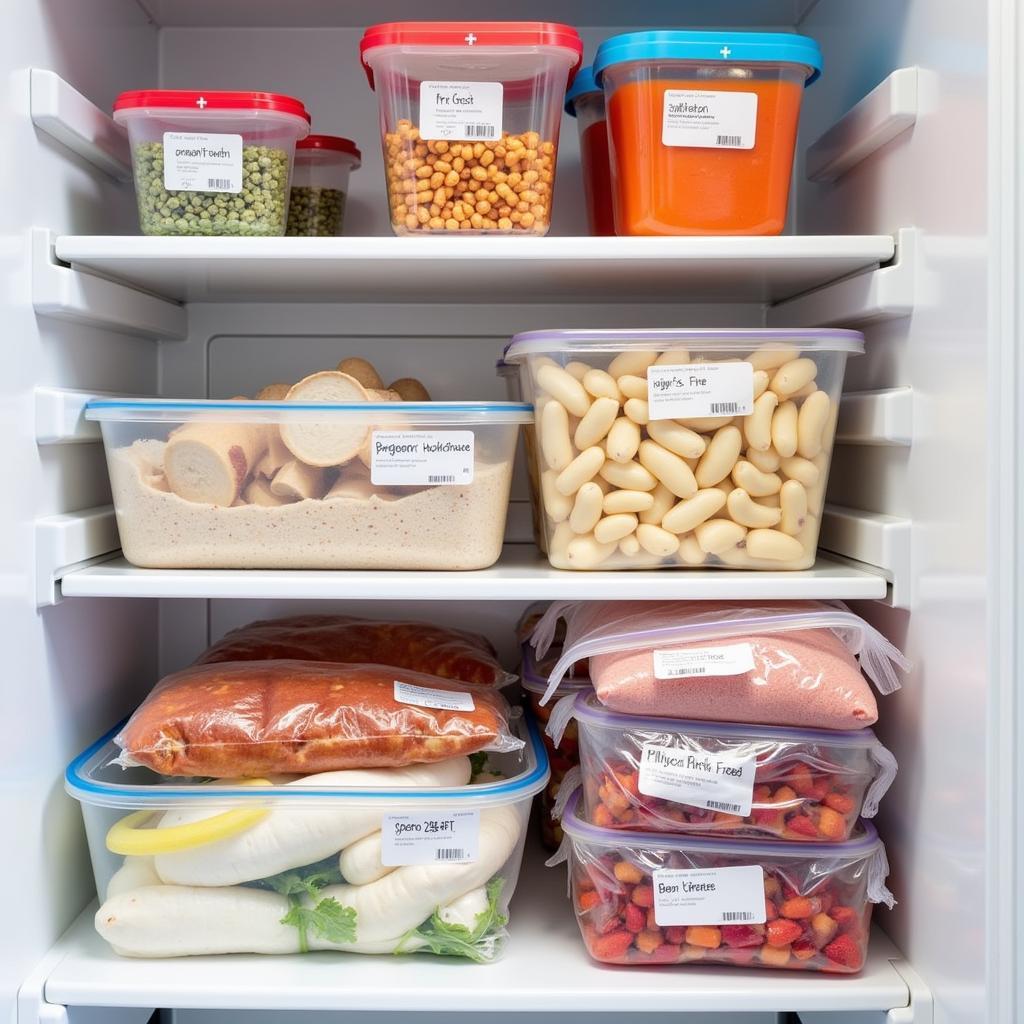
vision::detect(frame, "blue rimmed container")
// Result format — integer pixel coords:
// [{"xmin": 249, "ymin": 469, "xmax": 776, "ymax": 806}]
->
[{"xmin": 86, "ymin": 398, "xmax": 533, "ymax": 570}]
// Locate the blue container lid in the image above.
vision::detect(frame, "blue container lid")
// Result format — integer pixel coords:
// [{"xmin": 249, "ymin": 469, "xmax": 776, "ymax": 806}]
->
[
  {"xmin": 593, "ymin": 30, "xmax": 823, "ymax": 87},
  {"xmin": 564, "ymin": 64, "xmax": 600, "ymax": 117}
]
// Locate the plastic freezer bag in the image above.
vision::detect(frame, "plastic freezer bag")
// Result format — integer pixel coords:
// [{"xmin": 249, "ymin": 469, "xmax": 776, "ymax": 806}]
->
[
  {"xmin": 197, "ymin": 613, "xmax": 515, "ymax": 687},
  {"xmin": 531, "ymin": 600, "xmax": 908, "ymax": 730},
  {"xmin": 116, "ymin": 660, "xmax": 524, "ymax": 776}
]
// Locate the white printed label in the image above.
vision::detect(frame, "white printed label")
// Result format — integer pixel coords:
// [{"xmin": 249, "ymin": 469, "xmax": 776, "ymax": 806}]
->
[
  {"xmin": 661, "ymin": 90, "xmax": 758, "ymax": 150},
  {"xmin": 163, "ymin": 132, "xmax": 242, "ymax": 192},
  {"xmin": 393, "ymin": 680, "xmax": 475, "ymax": 712},
  {"xmin": 381, "ymin": 810, "xmax": 480, "ymax": 865},
  {"xmin": 419, "ymin": 81, "xmax": 504, "ymax": 141},
  {"xmin": 647, "ymin": 363, "xmax": 755, "ymax": 420},
  {"xmin": 638, "ymin": 743, "xmax": 757, "ymax": 816},
  {"xmin": 653, "ymin": 643, "xmax": 756, "ymax": 679},
  {"xmin": 653, "ymin": 866, "xmax": 766, "ymax": 926},
  {"xmin": 371, "ymin": 431, "xmax": 474, "ymax": 486}
]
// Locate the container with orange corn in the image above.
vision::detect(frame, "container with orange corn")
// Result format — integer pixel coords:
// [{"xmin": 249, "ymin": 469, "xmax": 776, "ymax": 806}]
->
[
  {"xmin": 551, "ymin": 785, "xmax": 894, "ymax": 971},
  {"xmin": 593, "ymin": 31, "xmax": 822, "ymax": 235},
  {"xmin": 549, "ymin": 693, "xmax": 897, "ymax": 842}
]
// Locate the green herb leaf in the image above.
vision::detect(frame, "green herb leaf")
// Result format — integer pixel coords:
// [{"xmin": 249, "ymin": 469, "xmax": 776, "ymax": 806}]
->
[
  {"xmin": 397, "ymin": 876, "xmax": 508, "ymax": 963},
  {"xmin": 256, "ymin": 856, "xmax": 343, "ymax": 899},
  {"xmin": 468, "ymin": 752, "xmax": 489, "ymax": 779},
  {"xmin": 281, "ymin": 897, "xmax": 357, "ymax": 948}
]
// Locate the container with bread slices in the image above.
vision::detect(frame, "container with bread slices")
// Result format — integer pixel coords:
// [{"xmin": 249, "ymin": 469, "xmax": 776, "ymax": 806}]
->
[
  {"xmin": 87, "ymin": 372, "xmax": 532, "ymax": 569},
  {"xmin": 68, "ymin": 710, "xmax": 548, "ymax": 961},
  {"xmin": 504, "ymin": 329, "xmax": 862, "ymax": 571}
]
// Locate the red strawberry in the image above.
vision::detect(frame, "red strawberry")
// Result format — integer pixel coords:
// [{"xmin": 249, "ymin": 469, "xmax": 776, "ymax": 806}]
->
[
  {"xmin": 823, "ymin": 933, "xmax": 863, "ymax": 970},
  {"xmin": 596, "ymin": 911, "xmax": 624, "ymax": 935},
  {"xmin": 780, "ymin": 896, "xmax": 821, "ymax": 919},
  {"xmin": 786, "ymin": 814, "xmax": 819, "ymax": 838},
  {"xmin": 830, "ymin": 905, "xmax": 860, "ymax": 932},
  {"xmin": 576, "ymin": 890, "xmax": 601, "ymax": 912},
  {"xmin": 631, "ymin": 885, "xmax": 654, "ymax": 908},
  {"xmin": 807, "ymin": 778, "xmax": 831, "ymax": 801},
  {"xmin": 787, "ymin": 765, "xmax": 815, "ymax": 796},
  {"xmin": 651, "ymin": 943, "xmax": 682, "ymax": 964},
  {"xmin": 764, "ymin": 897, "xmax": 779, "ymax": 921},
  {"xmin": 664, "ymin": 926, "xmax": 687, "ymax": 945},
  {"xmin": 766, "ymin": 919, "xmax": 802, "ymax": 947},
  {"xmin": 792, "ymin": 938, "xmax": 817, "ymax": 961},
  {"xmin": 728, "ymin": 946, "xmax": 757, "ymax": 965},
  {"xmin": 825, "ymin": 792, "xmax": 856, "ymax": 814},
  {"xmin": 721, "ymin": 924, "xmax": 764, "ymax": 948},
  {"xmin": 590, "ymin": 929, "xmax": 635, "ymax": 961},
  {"xmin": 624, "ymin": 903, "xmax": 646, "ymax": 934}
]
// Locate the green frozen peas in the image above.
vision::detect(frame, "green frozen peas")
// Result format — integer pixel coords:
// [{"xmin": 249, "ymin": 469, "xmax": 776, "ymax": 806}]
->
[
  {"xmin": 286, "ymin": 186, "xmax": 347, "ymax": 236},
  {"xmin": 131, "ymin": 141, "xmax": 291, "ymax": 236}
]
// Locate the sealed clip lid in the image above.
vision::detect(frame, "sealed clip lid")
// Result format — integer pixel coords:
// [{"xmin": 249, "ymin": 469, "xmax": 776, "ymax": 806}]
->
[
  {"xmin": 297, "ymin": 134, "xmax": 362, "ymax": 164},
  {"xmin": 113, "ymin": 90, "xmax": 312, "ymax": 123},
  {"xmin": 593, "ymin": 31, "xmax": 823, "ymax": 86},
  {"xmin": 360, "ymin": 22, "xmax": 585, "ymax": 90},
  {"xmin": 564, "ymin": 65, "xmax": 600, "ymax": 116}
]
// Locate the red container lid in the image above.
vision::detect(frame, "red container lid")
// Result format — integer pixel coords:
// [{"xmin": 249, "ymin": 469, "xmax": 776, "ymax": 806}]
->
[
  {"xmin": 113, "ymin": 90, "xmax": 311, "ymax": 123},
  {"xmin": 360, "ymin": 22, "xmax": 584, "ymax": 90},
  {"xmin": 297, "ymin": 134, "xmax": 362, "ymax": 162}
]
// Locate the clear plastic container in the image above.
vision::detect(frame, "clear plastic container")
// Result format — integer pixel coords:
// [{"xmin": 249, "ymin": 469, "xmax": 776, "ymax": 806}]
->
[
  {"xmin": 86, "ymin": 399, "xmax": 532, "ymax": 570},
  {"xmin": 286, "ymin": 135, "xmax": 361, "ymax": 236},
  {"xmin": 549, "ymin": 692, "xmax": 897, "ymax": 842},
  {"xmin": 498, "ymin": 355, "xmax": 545, "ymax": 550},
  {"xmin": 360, "ymin": 22, "xmax": 583, "ymax": 235},
  {"xmin": 521, "ymin": 645, "xmax": 592, "ymax": 849},
  {"xmin": 593, "ymin": 32, "xmax": 822, "ymax": 235},
  {"xmin": 504, "ymin": 329, "xmax": 863, "ymax": 571},
  {"xmin": 68, "ymin": 715, "xmax": 548, "ymax": 961},
  {"xmin": 564, "ymin": 66, "xmax": 614, "ymax": 236},
  {"xmin": 113, "ymin": 90, "xmax": 311, "ymax": 236},
  {"xmin": 552, "ymin": 786, "xmax": 894, "ymax": 972}
]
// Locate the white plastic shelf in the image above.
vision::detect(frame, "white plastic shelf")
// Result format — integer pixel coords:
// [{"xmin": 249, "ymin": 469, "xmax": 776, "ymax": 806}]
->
[
  {"xmin": 40, "ymin": 842, "xmax": 911, "ymax": 1016},
  {"xmin": 59, "ymin": 546, "xmax": 888, "ymax": 601},
  {"xmin": 53, "ymin": 235, "xmax": 895, "ymax": 305}
]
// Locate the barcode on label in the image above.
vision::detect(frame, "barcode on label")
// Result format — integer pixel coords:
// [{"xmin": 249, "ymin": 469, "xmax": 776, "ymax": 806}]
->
[
  {"xmin": 722, "ymin": 911, "xmax": 756, "ymax": 922},
  {"xmin": 207, "ymin": 178, "xmax": 233, "ymax": 189},
  {"xmin": 464, "ymin": 124, "xmax": 495, "ymax": 138},
  {"xmin": 711, "ymin": 402, "xmax": 742, "ymax": 414},
  {"xmin": 717, "ymin": 135, "xmax": 743, "ymax": 147},
  {"xmin": 707, "ymin": 799, "xmax": 743, "ymax": 813},
  {"xmin": 428, "ymin": 474, "xmax": 456, "ymax": 484},
  {"xmin": 435, "ymin": 848, "xmax": 466, "ymax": 861}
]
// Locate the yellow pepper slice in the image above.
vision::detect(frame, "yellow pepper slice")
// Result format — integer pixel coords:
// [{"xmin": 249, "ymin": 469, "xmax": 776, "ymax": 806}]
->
[{"xmin": 106, "ymin": 779, "xmax": 272, "ymax": 855}]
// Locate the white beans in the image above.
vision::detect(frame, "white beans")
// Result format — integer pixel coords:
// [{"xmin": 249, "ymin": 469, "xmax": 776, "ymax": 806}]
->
[
  {"xmin": 743, "ymin": 391, "xmax": 778, "ymax": 452},
  {"xmin": 639, "ymin": 483, "xmax": 677, "ymax": 525},
  {"xmin": 797, "ymin": 390, "xmax": 830, "ymax": 459},
  {"xmin": 540, "ymin": 400, "xmax": 573, "ymax": 471},
  {"xmin": 574, "ymin": 396, "xmax": 619, "ymax": 450},
  {"xmin": 623, "ymin": 398, "xmax": 650, "ymax": 425},
  {"xmin": 779, "ymin": 479, "xmax": 808, "ymax": 535},
  {"xmin": 555, "ymin": 446, "xmax": 605, "ymax": 496},
  {"xmin": 676, "ymin": 534, "xmax": 707, "ymax": 565},
  {"xmin": 654, "ymin": 346, "xmax": 690, "ymax": 366},
  {"xmin": 752, "ymin": 370, "xmax": 770, "ymax": 399},
  {"xmin": 778, "ymin": 455, "xmax": 819, "ymax": 487},
  {"xmin": 746, "ymin": 446, "xmax": 781, "ymax": 473},
  {"xmin": 604, "ymin": 489, "xmax": 655, "ymax": 514},
  {"xmin": 541, "ymin": 470, "xmax": 572, "ymax": 522},
  {"xmin": 594, "ymin": 513, "xmax": 639, "ymax": 544},
  {"xmin": 582, "ymin": 369, "xmax": 621, "ymax": 402},
  {"xmin": 565, "ymin": 533, "xmax": 617, "ymax": 568},
  {"xmin": 695, "ymin": 518, "xmax": 747, "ymax": 554},
  {"xmin": 608, "ymin": 350, "xmax": 658, "ymax": 378},
  {"xmin": 638, "ymin": 440, "xmax": 698, "ymax": 499},
  {"xmin": 619, "ymin": 534, "xmax": 641, "ymax": 556},
  {"xmin": 727, "ymin": 487, "xmax": 783, "ymax": 528},
  {"xmin": 662, "ymin": 488, "xmax": 727, "ymax": 534},
  {"xmin": 769, "ymin": 357, "xmax": 818, "ymax": 398},
  {"xmin": 771, "ymin": 400, "xmax": 799, "ymax": 458},
  {"xmin": 564, "ymin": 361, "xmax": 590, "ymax": 381},
  {"xmin": 746, "ymin": 528, "xmax": 805, "ymax": 562},
  {"xmin": 695, "ymin": 426, "xmax": 743, "ymax": 487},
  {"xmin": 599, "ymin": 458, "xmax": 658, "ymax": 491},
  {"xmin": 636, "ymin": 523, "xmax": 680, "ymax": 556},
  {"xmin": 617, "ymin": 374, "xmax": 648, "ymax": 401},
  {"xmin": 746, "ymin": 343, "xmax": 799, "ymax": 372},
  {"xmin": 569, "ymin": 481, "xmax": 604, "ymax": 534},
  {"xmin": 646, "ymin": 419, "xmax": 706, "ymax": 459},
  {"xmin": 679, "ymin": 415, "xmax": 734, "ymax": 433},
  {"xmin": 606, "ymin": 417, "xmax": 642, "ymax": 463},
  {"xmin": 536, "ymin": 364, "xmax": 591, "ymax": 417},
  {"xmin": 732, "ymin": 460, "xmax": 782, "ymax": 497}
]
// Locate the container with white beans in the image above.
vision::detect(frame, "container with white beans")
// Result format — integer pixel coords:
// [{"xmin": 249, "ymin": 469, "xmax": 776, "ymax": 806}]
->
[{"xmin": 504, "ymin": 330, "xmax": 863, "ymax": 571}]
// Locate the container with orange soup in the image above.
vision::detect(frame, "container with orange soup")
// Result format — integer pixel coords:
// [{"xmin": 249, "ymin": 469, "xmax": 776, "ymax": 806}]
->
[
  {"xmin": 564, "ymin": 66, "xmax": 614, "ymax": 236},
  {"xmin": 593, "ymin": 31, "xmax": 823, "ymax": 235}
]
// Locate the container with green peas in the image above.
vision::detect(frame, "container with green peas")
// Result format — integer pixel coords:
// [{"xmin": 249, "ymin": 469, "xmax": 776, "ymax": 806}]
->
[
  {"xmin": 113, "ymin": 89, "xmax": 311, "ymax": 237},
  {"xmin": 287, "ymin": 135, "xmax": 361, "ymax": 236}
]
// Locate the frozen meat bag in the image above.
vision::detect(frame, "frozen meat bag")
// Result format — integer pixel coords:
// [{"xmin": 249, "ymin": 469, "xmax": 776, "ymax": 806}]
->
[
  {"xmin": 116, "ymin": 660, "xmax": 523, "ymax": 776},
  {"xmin": 530, "ymin": 601, "xmax": 908, "ymax": 730}
]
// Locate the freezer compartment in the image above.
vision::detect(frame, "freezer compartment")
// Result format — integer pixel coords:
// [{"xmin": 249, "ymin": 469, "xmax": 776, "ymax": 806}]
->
[
  {"xmin": 554, "ymin": 786, "xmax": 893, "ymax": 972},
  {"xmin": 86, "ymin": 399, "xmax": 531, "ymax": 570},
  {"xmin": 505, "ymin": 329, "xmax": 863, "ymax": 571},
  {"xmin": 67, "ymin": 715, "xmax": 548, "ymax": 961},
  {"xmin": 559, "ymin": 692, "xmax": 896, "ymax": 842}
]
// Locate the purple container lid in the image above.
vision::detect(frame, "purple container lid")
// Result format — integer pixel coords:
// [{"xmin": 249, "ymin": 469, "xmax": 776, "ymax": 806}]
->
[
  {"xmin": 504, "ymin": 328, "xmax": 864, "ymax": 362},
  {"xmin": 560, "ymin": 785, "xmax": 883, "ymax": 859},
  {"xmin": 570, "ymin": 691, "xmax": 880, "ymax": 748},
  {"xmin": 522, "ymin": 643, "xmax": 592, "ymax": 697}
]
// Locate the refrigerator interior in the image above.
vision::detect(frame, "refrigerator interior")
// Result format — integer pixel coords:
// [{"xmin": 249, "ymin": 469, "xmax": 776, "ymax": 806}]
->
[{"xmin": 3, "ymin": 1, "xmax": 1018, "ymax": 1023}]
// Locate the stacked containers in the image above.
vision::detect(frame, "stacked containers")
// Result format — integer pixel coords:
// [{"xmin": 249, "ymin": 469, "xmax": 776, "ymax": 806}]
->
[
  {"xmin": 287, "ymin": 135, "xmax": 362, "ymax": 236},
  {"xmin": 593, "ymin": 32, "xmax": 822, "ymax": 235},
  {"xmin": 113, "ymin": 90, "xmax": 311, "ymax": 236},
  {"xmin": 564, "ymin": 67, "xmax": 615, "ymax": 236},
  {"xmin": 536, "ymin": 599, "xmax": 904, "ymax": 972},
  {"xmin": 360, "ymin": 22, "xmax": 583, "ymax": 234}
]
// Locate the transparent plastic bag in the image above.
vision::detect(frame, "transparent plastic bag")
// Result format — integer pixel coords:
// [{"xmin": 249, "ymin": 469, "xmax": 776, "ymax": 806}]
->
[
  {"xmin": 532, "ymin": 600, "xmax": 908, "ymax": 730},
  {"xmin": 116, "ymin": 660, "xmax": 524, "ymax": 777}
]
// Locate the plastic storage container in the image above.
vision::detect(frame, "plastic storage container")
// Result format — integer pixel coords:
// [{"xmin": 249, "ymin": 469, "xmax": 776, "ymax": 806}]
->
[
  {"xmin": 86, "ymin": 399, "xmax": 531, "ymax": 570},
  {"xmin": 113, "ymin": 90, "xmax": 311, "ymax": 236},
  {"xmin": 552, "ymin": 787, "xmax": 893, "ymax": 971},
  {"xmin": 68, "ymin": 715, "xmax": 548, "ymax": 961},
  {"xmin": 564, "ymin": 66, "xmax": 614, "ymax": 236},
  {"xmin": 360, "ymin": 22, "xmax": 583, "ymax": 235},
  {"xmin": 286, "ymin": 135, "xmax": 361, "ymax": 236},
  {"xmin": 497, "ymin": 355, "xmax": 545, "ymax": 549},
  {"xmin": 593, "ymin": 32, "xmax": 822, "ymax": 235},
  {"xmin": 504, "ymin": 329, "xmax": 863, "ymax": 571},
  {"xmin": 522, "ymin": 644, "xmax": 592, "ymax": 849},
  {"xmin": 550, "ymin": 692, "xmax": 897, "ymax": 842}
]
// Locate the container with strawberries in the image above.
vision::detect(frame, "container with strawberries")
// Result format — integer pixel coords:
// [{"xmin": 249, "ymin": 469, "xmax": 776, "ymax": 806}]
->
[
  {"xmin": 549, "ymin": 693, "xmax": 897, "ymax": 843},
  {"xmin": 552, "ymin": 786, "xmax": 894, "ymax": 972}
]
